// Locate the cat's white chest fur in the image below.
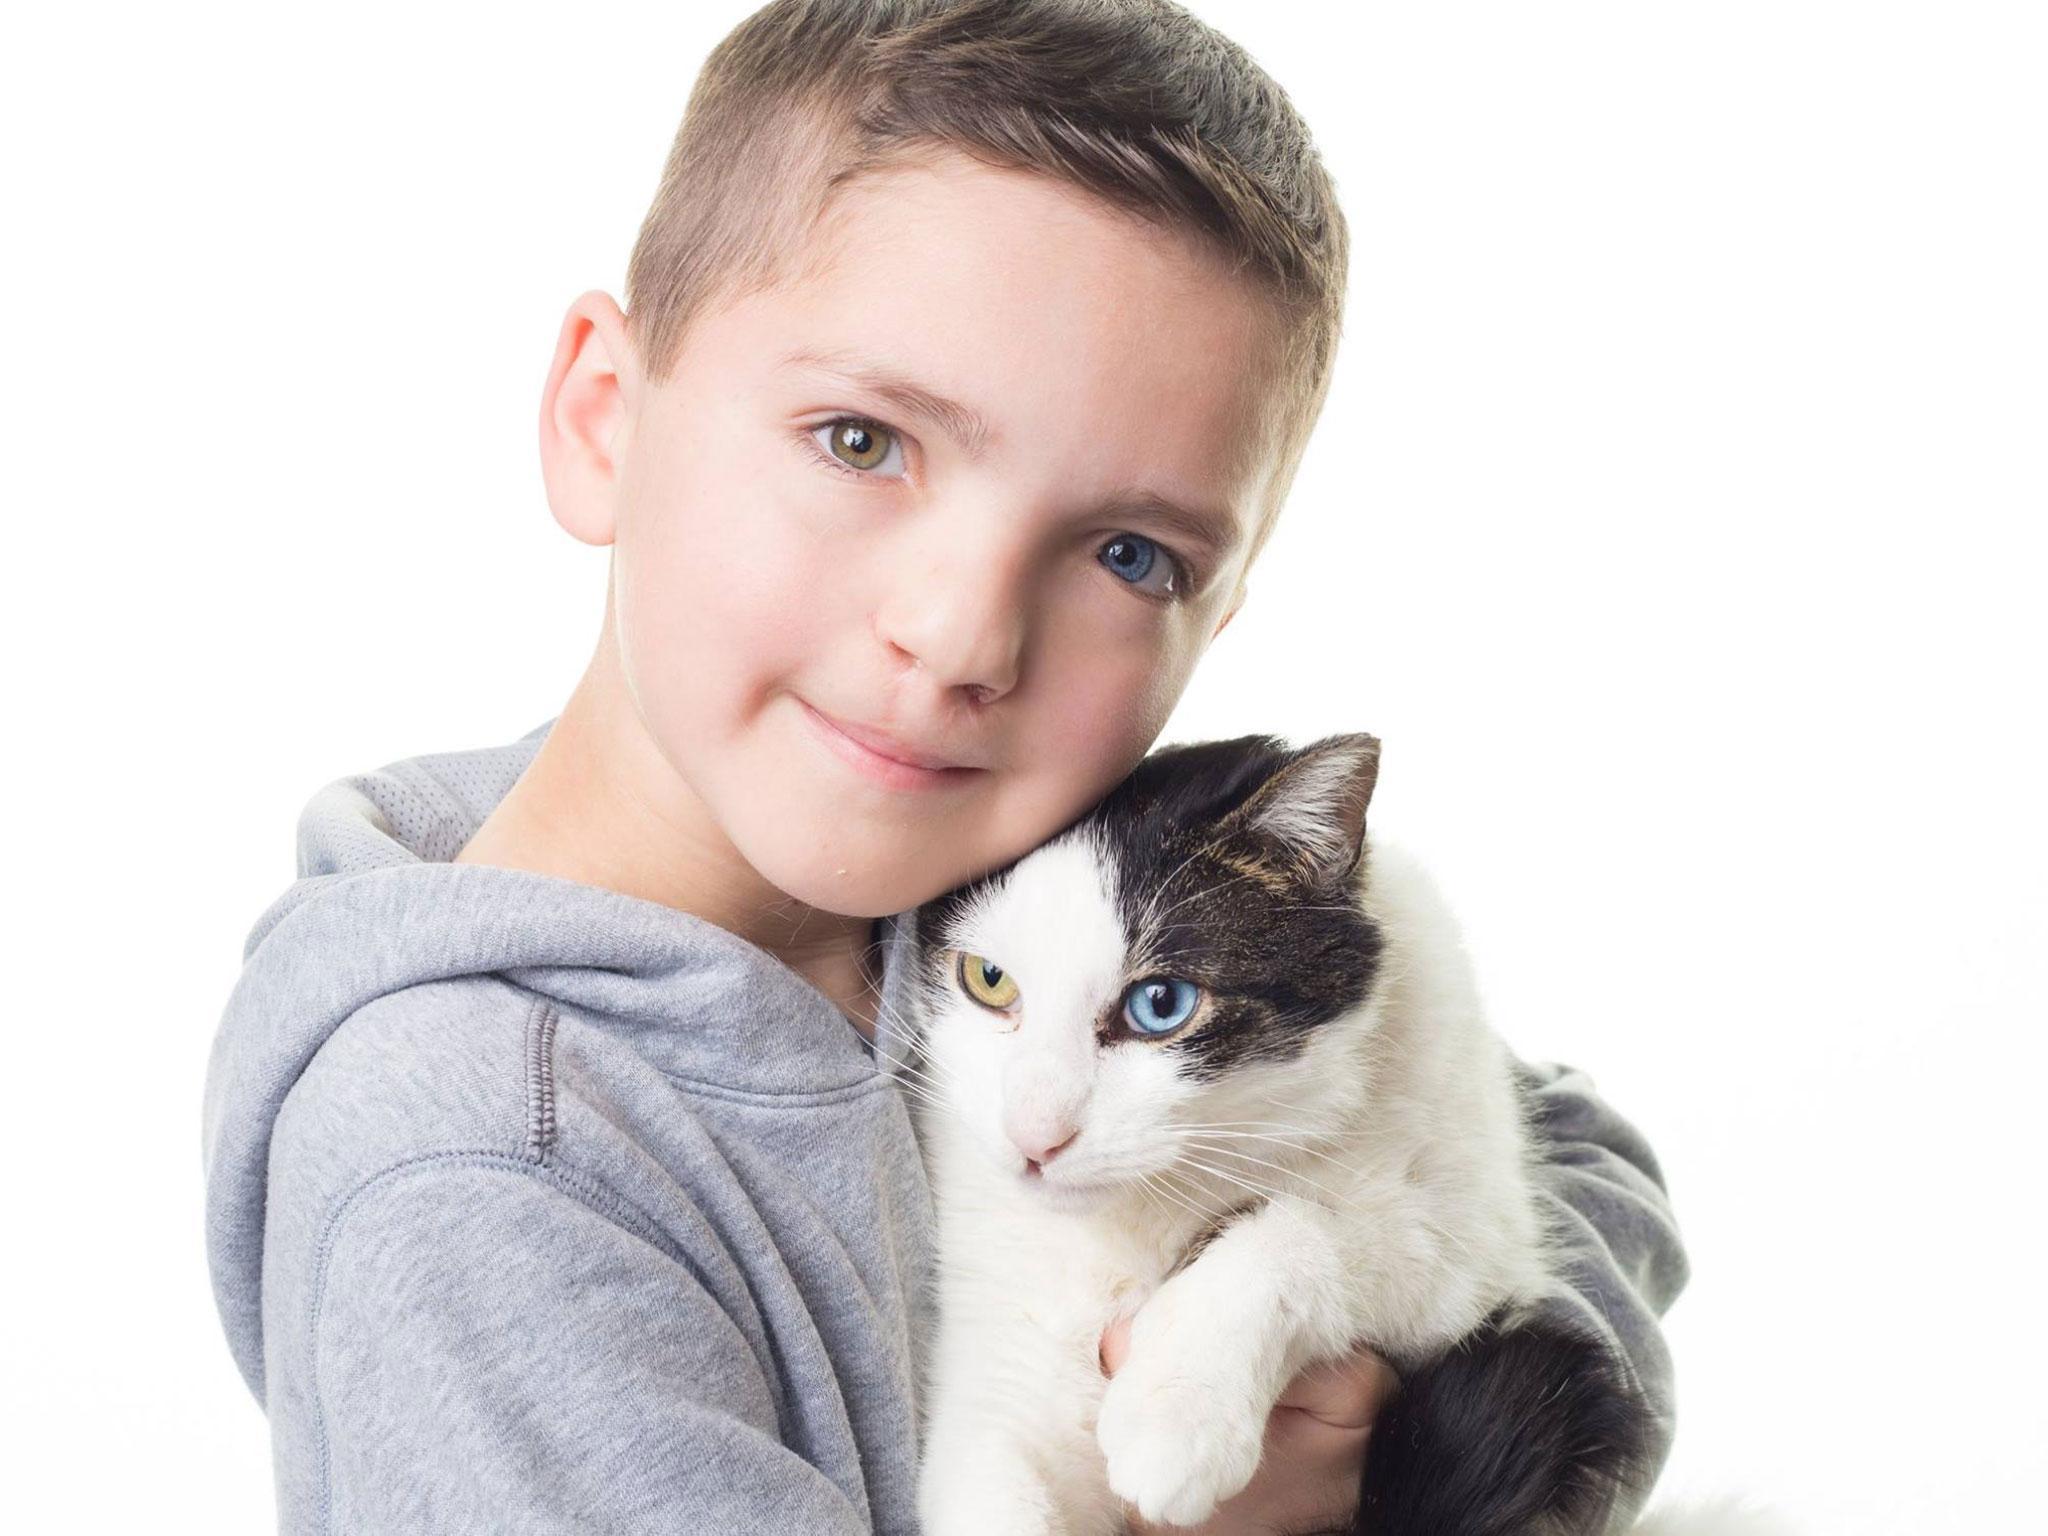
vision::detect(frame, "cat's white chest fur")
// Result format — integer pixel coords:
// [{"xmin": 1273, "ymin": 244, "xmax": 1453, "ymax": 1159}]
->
[{"xmin": 914, "ymin": 1108, "xmax": 1195, "ymax": 1536}]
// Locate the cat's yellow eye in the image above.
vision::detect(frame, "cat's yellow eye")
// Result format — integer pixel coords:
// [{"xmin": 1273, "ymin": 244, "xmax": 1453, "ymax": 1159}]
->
[{"xmin": 956, "ymin": 950, "xmax": 1020, "ymax": 1011}]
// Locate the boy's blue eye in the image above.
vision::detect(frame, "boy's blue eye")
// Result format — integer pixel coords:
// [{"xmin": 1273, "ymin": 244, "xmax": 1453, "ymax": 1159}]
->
[
  {"xmin": 1122, "ymin": 976, "xmax": 1200, "ymax": 1036},
  {"xmin": 1099, "ymin": 534, "xmax": 1183, "ymax": 600}
]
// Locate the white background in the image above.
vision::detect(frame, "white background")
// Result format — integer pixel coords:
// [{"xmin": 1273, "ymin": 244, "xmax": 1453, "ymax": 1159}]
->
[{"xmin": 7, "ymin": 2, "xmax": 2041, "ymax": 1530}]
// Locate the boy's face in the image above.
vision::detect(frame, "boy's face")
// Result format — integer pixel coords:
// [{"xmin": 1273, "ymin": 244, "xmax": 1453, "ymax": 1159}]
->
[{"xmin": 552, "ymin": 150, "xmax": 1284, "ymax": 921}]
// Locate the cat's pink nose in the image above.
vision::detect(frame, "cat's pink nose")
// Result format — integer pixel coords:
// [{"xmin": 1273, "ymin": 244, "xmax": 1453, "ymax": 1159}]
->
[{"xmin": 1013, "ymin": 1125, "xmax": 1079, "ymax": 1174}]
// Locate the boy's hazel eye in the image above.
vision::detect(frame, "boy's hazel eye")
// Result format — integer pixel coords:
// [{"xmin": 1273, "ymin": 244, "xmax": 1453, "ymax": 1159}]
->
[
  {"xmin": 818, "ymin": 417, "xmax": 905, "ymax": 476},
  {"xmin": 956, "ymin": 951, "xmax": 1020, "ymax": 1010}
]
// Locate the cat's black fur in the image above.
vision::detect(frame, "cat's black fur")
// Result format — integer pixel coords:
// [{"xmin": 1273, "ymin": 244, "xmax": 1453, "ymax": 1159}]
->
[{"xmin": 1351, "ymin": 1304, "xmax": 1659, "ymax": 1535}]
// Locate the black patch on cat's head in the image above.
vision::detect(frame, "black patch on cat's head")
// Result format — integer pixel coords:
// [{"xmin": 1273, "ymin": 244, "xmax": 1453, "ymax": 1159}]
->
[{"xmin": 1080, "ymin": 732, "xmax": 1386, "ymax": 1078}]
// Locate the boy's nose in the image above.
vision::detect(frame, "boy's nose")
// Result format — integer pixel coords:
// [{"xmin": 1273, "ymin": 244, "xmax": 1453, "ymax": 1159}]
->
[{"xmin": 875, "ymin": 561, "xmax": 1026, "ymax": 705}]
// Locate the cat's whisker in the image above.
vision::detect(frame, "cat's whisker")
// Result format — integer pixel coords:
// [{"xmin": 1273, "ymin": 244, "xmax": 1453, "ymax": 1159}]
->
[
  {"xmin": 1179, "ymin": 1122, "xmax": 1335, "ymax": 1146},
  {"xmin": 1173, "ymin": 1120, "xmax": 1356, "ymax": 1155},
  {"xmin": 1129, "ymin": 1173, "xmax": 1167, "ymax": 1224},
  {"xmin": 876, "ymin": 1065, "xmax": 960, "ymax": 1121},
  {"xmin": 868, "ymin": 1071, "xmax": 952, "ymax": 1119},
  {"xmin": 854, "ymin": 987, "xmax": 987, "ymax": 1135},
  {"xmin": 1173, "ymin": 1149, "xmax": 1383, "ymax": 1228},
  {"xmin": 1170, "ymin": 1152, "xmax": 1288, "ymax": 1209},
  {"xmin": 1177, "ymin": 1127, "xmax": 1335, "ymax": 1160},
  {"xmin": 861, "ymin": 992, "xmax": 949, "ymax": 1073},
  {"xmin": 858, "ymin": 1024, "xmax": 952, "ymax": 1094},
  {"xmin": 1183, "ymin": 1135, "xmax": 1363, "ymax": 1208},
  {"xmin": 1178, "ymin": 1127, "xmax": 1373, "ymax": 1180},
  {"xmin": 867, "ymin": 1034, "xmax": 950, "ymax": 1094},
  {"xmin": 1149, "ymin": 1163, "xmax": 1226, "ymax": 1226},
  {"xmin": 1133, "ymin": 1169, "xmax": 1207, "ymax": 1231},
  {"xmin": 860, "ymin": 1018, "xmax": 992, "ymax": 1144},
  {"xmin": 861, "ymin": 1030, "xmax": 967, "ymax": 1120},
  {"xmin": 1174, "ymin": 1117, "xmax": 1355, "ymax": 1143},
  {"xmin": 1172, "ymin": 1129, "xmax": 1326, "ymax": 1148}
]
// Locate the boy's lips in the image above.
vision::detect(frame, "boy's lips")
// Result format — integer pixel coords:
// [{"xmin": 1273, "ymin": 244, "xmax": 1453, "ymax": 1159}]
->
[{"xmin": 799, "ymin": 699, "xmax": 985, "ymax": 784}]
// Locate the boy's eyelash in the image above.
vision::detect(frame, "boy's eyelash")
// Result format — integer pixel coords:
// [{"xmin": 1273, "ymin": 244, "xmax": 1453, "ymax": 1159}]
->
[{"xmin": 799, "ymin": 414, "xmax": 1200, "ymax": 604}]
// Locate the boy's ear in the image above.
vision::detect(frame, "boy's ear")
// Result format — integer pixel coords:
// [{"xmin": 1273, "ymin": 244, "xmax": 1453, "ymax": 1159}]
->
[{"xmin": 539, "ymin": 290, "xmax": 641, "ymax": 547}]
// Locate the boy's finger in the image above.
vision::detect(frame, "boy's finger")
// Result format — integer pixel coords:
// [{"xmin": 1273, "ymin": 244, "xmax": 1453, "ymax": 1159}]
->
[
  {"xmin": 1101, "ymin": 1319, "xmax": 1397, "ymax": 1432},
  {"xmin": 1274, "ymin": 1344, "xmax": 1402, "ymax": 1429},
  {"xmin": 1098, "ymin": 1312, "xmax": 1134, "ymax": 1376}
]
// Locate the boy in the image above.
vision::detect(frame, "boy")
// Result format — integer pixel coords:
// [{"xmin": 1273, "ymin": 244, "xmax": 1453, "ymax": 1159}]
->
[{"xmin": 202, "ymin": 2, "xmax": 1688, "ymax": 1531}]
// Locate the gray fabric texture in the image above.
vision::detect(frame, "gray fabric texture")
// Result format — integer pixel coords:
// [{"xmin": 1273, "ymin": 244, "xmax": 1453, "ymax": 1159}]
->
[{"xmin": 201, "ymin": 719, "xmax": 1688, "ymax": 1533}]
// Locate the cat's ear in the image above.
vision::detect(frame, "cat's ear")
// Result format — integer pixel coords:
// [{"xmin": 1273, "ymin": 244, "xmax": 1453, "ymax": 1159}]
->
[{"xmin": 1223, "ymin": 732, "xmax": 1381, "ymax": 888}]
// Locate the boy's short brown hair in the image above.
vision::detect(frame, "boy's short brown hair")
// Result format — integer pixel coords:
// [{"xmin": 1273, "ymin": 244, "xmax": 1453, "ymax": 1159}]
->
[{"xmin": 625, "ymin": 0, "xmax": 1348, "ymax": 572}]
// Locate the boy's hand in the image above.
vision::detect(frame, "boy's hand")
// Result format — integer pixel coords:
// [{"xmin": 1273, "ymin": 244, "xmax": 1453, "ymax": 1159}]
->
[{"xmin": 1098, "ymin": 1314, "xmax": 1400, "ymax": 1535}]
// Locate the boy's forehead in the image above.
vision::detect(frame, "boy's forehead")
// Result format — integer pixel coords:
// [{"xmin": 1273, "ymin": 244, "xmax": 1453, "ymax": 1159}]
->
[
  {"xmin": 796, "ymin": 150, "xmax": 1261, "ymax": 327},
  {"xmin": 729, "ymin": 152, "xmax": 1287, "ymax": 537}
]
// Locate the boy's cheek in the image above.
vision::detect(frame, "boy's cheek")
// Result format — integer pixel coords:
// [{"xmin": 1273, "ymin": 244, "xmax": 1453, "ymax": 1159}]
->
[
  {"xmin": 1045, "ymin": 626, "xmax": 1191, "ymax": 756},
  {"xmin": 617, "ymin": 484, "xmax": 830, "ymax": 663},
  {"xmin": 997, "ymin": 668, "xmax": 1183, "ymax": 838}
]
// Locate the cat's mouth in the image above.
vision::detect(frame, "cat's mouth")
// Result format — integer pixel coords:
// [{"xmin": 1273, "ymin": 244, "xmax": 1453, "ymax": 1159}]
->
[{"xmin": 1015, "ymin": 1158, "xmax": 1122, "ymax": 1205}]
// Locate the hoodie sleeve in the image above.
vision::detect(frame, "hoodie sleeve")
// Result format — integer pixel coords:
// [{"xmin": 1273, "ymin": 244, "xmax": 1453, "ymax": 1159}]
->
[
  {"xmin": 309, "ymin": 1158, "xmax": 873, "ymax": 1534},
  {"xmin": 1511, "ymin": 1056, "xmax": 1691, "ymax": 1517}
]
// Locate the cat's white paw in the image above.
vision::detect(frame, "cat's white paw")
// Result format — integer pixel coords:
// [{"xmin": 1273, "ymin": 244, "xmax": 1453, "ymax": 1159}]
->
[{"xmin": 1095, "ymin": 1358, "xmax": 1268, "ymax": 1528}]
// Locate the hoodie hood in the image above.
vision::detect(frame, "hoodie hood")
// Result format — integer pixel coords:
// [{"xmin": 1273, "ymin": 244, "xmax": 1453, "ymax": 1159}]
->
[{"xmin": 200, "ymin": 718, "xmax": 925, "ymax": 1401}]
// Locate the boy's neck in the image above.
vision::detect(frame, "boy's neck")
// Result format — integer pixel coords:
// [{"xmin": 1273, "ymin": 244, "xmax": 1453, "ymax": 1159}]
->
[{"xmin": 454, "ymin": 637, "xmax": 885, "ymax": 1041}]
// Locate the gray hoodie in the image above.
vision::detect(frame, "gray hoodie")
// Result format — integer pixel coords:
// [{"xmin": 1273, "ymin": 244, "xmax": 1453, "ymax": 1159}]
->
[{"xmin": 201, "ymin": 720, "xmax": 1688, "ymax": 1533}]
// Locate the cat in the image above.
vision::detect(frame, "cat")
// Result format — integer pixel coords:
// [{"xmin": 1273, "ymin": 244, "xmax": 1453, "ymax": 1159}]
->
[{"xmin": 893, "ymin": 730, "xmax": 1662, "ymax": 1535}]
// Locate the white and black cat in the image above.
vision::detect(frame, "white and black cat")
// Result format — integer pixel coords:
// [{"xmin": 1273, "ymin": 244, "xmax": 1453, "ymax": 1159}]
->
[{"xmin": 894, "ymin": 731, "xmax": 1664, "ymax": 1536}]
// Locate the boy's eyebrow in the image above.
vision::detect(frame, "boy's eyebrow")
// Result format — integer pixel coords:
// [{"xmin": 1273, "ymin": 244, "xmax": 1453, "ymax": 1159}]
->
[
  {"xmin": 778, "ymin": 346, "xmax": 1244, "ymax": 561},
  {"xmin": 780, "ymin": 347, "xmax": 997, "ymax": 462}
]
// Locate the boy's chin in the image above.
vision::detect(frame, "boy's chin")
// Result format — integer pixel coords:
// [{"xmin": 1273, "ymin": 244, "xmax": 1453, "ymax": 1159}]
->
[
  {"xmin": 747, "ymin": 837, "xmax": 1009, "ymax": 922},
  {"xmin": 740, "ymin": 841, "xmax": 946, "ymax": 921}
]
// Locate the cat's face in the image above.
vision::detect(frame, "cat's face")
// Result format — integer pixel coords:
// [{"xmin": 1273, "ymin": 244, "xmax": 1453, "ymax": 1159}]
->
[{"xmin": 909, "ymin": 733, "xmax": 1387, "ymax": 1211}]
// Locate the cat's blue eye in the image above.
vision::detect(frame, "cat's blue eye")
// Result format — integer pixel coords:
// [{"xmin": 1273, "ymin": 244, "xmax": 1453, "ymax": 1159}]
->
[
  {"xmin": 1122, "ymin": 976, "xmax": 1200, "ymax": 1036},
  {"xmin": 1099, "ymin": 534, "xmax": 1186, "ymax": 601}
]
